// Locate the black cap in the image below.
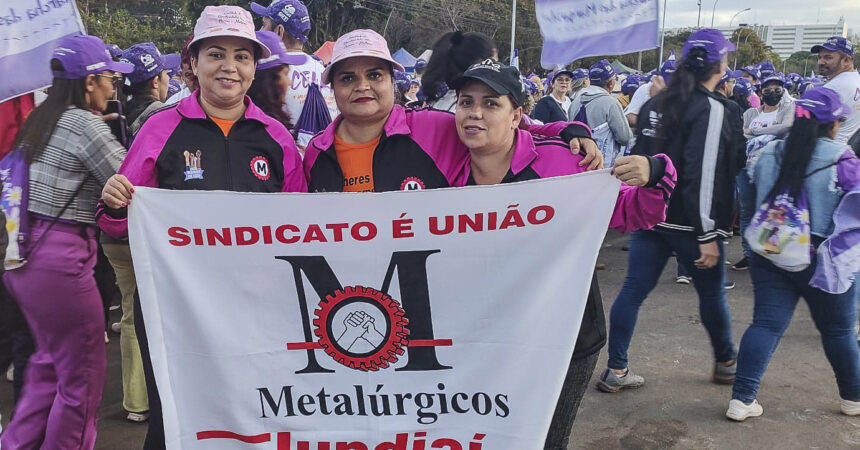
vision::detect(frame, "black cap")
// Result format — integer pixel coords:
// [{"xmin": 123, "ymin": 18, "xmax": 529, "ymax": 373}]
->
[{"xmin": 450, "ymin": 59, "xmax": 526, "ymax": 107}]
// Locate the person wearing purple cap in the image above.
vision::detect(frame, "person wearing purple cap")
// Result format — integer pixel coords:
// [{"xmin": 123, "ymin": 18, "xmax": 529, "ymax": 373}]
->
[
  {"xmin": 569, "ymin": 59, "xmax": 632, "ymax": 166},
  {"xmin": 247, "ymin": 30, "xmax": 307, "ymax": 130},
  {"xmin": 813, "ymin": 36, "xmax": 860, "ymax": 145},
  {"xmin": 98, "ymin": 6, "xmax": 306, "ymax": 448},
  {"xmin": 121, "ymin": 42, "xmax": 171, "ymax": 136},
  {"xmin": 743, "ymin": 74, "xmax": 795, "ymax": 139},
  {"xmin": 598, "ymin": 28, "xmax": 743, "ymax": 394},
  {"xmin": 727, "ymin": 87, "xmax": 860, "ymax": 421},
  {"xmin": 534, "ymin": 68, "xmax": 575, "ymax": 123},
  {"xmin": 414, "ymin": 58, "xmax": 428, "ymax": 80},
  {"xmin": 252, "ymin": 0, "xmax": 338, "ymax": 134},
  {"xmin": 0, "ymin": 34, "xmax": 133, "ymax": 450},
  {"xmin": 624, "ymin": 58, "xmax": 676, "ymax": 128}
]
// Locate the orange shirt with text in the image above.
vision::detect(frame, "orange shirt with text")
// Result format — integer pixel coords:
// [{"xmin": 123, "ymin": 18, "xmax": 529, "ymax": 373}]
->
[{"xmin": 334, "ymin": 135, "xmax": 380, "ymax": 192}]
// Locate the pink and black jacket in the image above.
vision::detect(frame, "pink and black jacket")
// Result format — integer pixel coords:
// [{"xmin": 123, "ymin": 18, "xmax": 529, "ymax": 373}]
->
[
  {"xmin": 97, "ymin": 92, "xmax": 307, "ymax": 239},
  {"xmin": 303, "ymin": 105, "xmax": 593, "ymax": 192},
  {"xmin": 461, "ymin": 129, "xmax": 677, "ymax": 358}
]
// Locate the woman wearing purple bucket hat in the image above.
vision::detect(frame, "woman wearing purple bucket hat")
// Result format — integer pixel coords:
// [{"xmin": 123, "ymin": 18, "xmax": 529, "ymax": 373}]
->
[
  {"xmin": 727, "ymin": 87, "xmax": 860, "ymax": 421},
  {"xmin": 1, "ymin": 34, "xmax": 133, "ymax": 450}
]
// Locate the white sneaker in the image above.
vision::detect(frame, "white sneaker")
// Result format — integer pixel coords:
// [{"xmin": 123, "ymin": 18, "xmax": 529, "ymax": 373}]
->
[
  {"xmin": 111, "ymin": 322, "xmax": 122, "ymax": 334},
  {"xmin": 726, "ymin": 398, "xmax": 763, "ymax": 421},
  {"xmin": 841, "ymin": 399, "xmax": 860, "ymax": 416},
  {"xmin": 5, "ymin": 363, "xmax": 12, "ymax": 382},
  {"xmin": 675, "ymin": 276, "xmax": 692, "ymax": 284}
]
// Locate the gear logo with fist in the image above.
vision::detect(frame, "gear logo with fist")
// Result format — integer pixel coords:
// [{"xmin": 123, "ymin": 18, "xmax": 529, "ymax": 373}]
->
[{"xmin": 313, "ymin": 286, "xmax": 409, "ymax": 371}]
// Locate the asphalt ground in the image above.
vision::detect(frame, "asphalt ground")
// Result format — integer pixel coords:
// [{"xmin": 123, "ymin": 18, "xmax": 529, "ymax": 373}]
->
[{"xmin": 2, "ymin": 231, "xmax": 859, "ymax": 449}]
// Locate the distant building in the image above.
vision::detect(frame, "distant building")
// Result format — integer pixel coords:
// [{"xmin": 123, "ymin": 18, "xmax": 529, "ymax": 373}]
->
[{"xmin": 714, "ymin": 18, "xmax": 848, "ymax": 59}]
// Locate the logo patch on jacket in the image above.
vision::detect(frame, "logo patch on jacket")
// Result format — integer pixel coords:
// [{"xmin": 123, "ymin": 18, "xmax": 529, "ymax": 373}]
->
[
  {"xmin": 400, "ymin": 177, "xmax": 425, "ymax": 191},
  {"xmin": 183, "ymin": 150, "xmax": 204, "ymax": 181},
  {"xmin": 251, "ymin": 156, "xmax": 271, "ymax": 181}
]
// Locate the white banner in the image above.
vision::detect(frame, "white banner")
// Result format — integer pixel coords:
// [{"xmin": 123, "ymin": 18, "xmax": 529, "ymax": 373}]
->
[{"xmin": 128, "ymin": 171, "xmax": 621, "ymax": 450}]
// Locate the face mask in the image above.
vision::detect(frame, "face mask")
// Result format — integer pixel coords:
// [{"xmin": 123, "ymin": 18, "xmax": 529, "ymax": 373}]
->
[{"xmin": 762, "ymin": 91, "xmax": 782, "ymax": 106}]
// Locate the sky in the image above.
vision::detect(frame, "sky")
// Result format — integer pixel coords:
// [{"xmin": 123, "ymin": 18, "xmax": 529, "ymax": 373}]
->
[{"xmin": 660, "ymin": 0, "xmax": 859, "ymax": 33}]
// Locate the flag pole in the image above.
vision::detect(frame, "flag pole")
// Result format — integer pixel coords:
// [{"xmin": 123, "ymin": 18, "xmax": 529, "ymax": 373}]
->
[
  {"xmin": 658, "ymin": 0, "xmax": 667, "ymax": 63},
  {"xmin": 510, "ymin": 0, "xmax": 517, "ymax": 63}
]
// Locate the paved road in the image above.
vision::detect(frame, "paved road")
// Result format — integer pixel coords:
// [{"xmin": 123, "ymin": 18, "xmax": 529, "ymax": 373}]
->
[{"xmin": 2, "ymin": 231, "xmax": 859, "ymax": 449}]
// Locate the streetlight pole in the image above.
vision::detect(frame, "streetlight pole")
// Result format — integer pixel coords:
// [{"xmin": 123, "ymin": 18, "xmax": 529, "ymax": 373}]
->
[
  {"xmin": 730, "ymin": 8, "xmax": 751, "ymax": 70},
  {"xmin": 510, "ymin": 0, "xmax": 516, "ymax": 63},
  {"xmin": 697, "ymin": 0, "xmax": 702, "ymax": 28},
  {"xmin": 729, "ymin": 8, "xmax": 750, "ymax": 27},
  {"xmin": 710, "ymin": 0, "xmax": 718, "ymax": 28}
]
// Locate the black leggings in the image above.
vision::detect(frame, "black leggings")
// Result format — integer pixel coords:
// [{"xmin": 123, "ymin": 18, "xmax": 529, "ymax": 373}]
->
[{"xmin": 134, "ymin": 292, "xmax": 165, "ymax": 449}]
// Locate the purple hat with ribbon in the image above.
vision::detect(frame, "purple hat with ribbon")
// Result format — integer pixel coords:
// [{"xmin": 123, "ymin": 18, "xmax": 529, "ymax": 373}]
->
[
  {"xmin": 811, "ymin": 36, "xmax": 854, "ymax": 57},
  {"xmin": 255, "ymin": 30, "xmax": 306, "ymax": 70},
  {"xmin": 251, "ymin": 0, "xmax": 311, "ymax": 44},
  {"xmin": 681, "ymin": 28, "xmax": 736, "ymax": 64},
  {"xmin": 120, "ymin": 42, "xmax": 167, "ymax": 84},
  {"xmin": 795, "ymin": 87, "xmax": 851, "ymax": 124},
  {"xmin": 588, "ymin": 59, "xmax": 615, "ymax": 84},
  {"xmin": 52, "ymin": 35, "xmax": 134, "ymax": 79}
]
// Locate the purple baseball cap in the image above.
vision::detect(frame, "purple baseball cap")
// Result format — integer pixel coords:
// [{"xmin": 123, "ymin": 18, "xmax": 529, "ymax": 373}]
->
[
  {"xmin": 571, "ymin": 68, "xmax": 589, "ymax": 80},
  {"xmin": 551, "ymin": 68, "xmax": 574, "ymax": 83},
  {"xmin": 588, "ymin": 59, "xmax": 615, "ymax": 84},
  {"xmin": 760, "ymin": 73, "xmax": 785, "ymax": 87},
  {"xmin": 811, "ymin": 36, "xmax": 854, "ymax": 57},
  {"xmin": 164, "ymin": 53, "xmax": 181, "ymax": 76},
  {"xmin": 52, "ymin": 35, "xmax": 134, "ymax": 79},
  {"xmin": 106, "ymin": 43, "xmax": 123, "ymax": 59},
  {"xmin": 734, "ymin": 77, "xmax": 753, "ymax": 96},
  {"xmin": 757, "ymin": 61, "xmax": 775, "ymax": 78},
  {"xmin": 681, "ymin": 28, "xmax": 736, "ymax": 64},
  {"xmin": 795, "ymin": 87, "xmax": 851, "ymax": 123},
  {"xmin": 414, "ymin": 58, "xmax": 427, "ymax": 70},
  {"xmin": 717, "ymin": 68, "xmax": 733, "ymax": 86},
  {"xmin": 120, "ymin": 42, "xmax": 167, "ymax": 84},
  {"xmin": 740, "ymin": 65, "xmax": 760, "ymax": 80},
  {"xmin": 621, "ymin": 75, "xmax": 640, "ymax": 94},
  {"xmin": 251, "ymin": 0, "xmax": 311, "ymax": 44},
  {"xmin": 255, "ymin": 30, "xmax": 306, "ymax": 70},
  {"xmin": 167, "ymin": 79, "xmax": 182, "ymax": 97}
]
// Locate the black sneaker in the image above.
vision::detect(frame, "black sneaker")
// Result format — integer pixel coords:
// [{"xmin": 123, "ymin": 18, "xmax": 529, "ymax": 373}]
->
[{"xmin": 731, "ymin": 257, "xmax": 749, "ymax": 271}]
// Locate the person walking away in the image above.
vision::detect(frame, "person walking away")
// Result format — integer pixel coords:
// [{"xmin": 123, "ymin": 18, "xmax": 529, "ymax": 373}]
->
[
  {"xmin": 1, "ymin": 34, "xmax": 132, "ymax": 449},
  {"xmin": 598, "ymin": 29, "xmax": 744, "ymax": 393},
  {"xmin": 252, "ymin": 0, "xmax": 339, "ymax": 130},
  {"xmin": 726, "ymin": 87, "xmax": 860, "ymax": 421},
  {"xmin": 625, "ymin": 58, "xmax": 677, "ymax": 128},
  {"xmin": 421, "ymin": 31, "xmax": 497, "ymax": 113},
  {"xmin": 569, "ymin": 59, "xmax": 632, "ymax": 166},
  {"xmin": 247, "ymin": 30, "xmax": 307, "ymax": 130}
]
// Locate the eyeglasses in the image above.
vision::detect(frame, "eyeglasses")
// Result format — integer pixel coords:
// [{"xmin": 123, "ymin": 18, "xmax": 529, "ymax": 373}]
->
[
  {"xmin": 761, "ymin": 88, "xmax": 783, "ymax": 95},
  {"xmin": 96, "ymin": 73, "xmax": 123, "ymax": 86}
]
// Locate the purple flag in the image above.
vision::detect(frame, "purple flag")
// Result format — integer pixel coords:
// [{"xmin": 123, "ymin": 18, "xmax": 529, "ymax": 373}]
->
[
  {"xmin": 0, "ymin": 1, "xmax": 86, "ymax": 103},
  {"xmin": 535, "ymin": 0, "xmax": 659, "ymax": 69}
]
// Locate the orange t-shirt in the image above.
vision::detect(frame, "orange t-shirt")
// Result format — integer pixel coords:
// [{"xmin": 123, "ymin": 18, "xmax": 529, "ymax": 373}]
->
[
  {"xmin": 210, "ymin": 116, "xmax": 235, "ymax": 137},
  {"xmin": 334, "ymin": 134, "xmax": 380, "ymax": 192}
]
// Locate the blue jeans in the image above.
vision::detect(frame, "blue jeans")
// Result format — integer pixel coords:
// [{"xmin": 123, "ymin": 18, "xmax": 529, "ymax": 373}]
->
[
  {"xmin": 732, "ymin": 254, "xmax": 860, "ymax": 403},
  {"xmin": 736, "ymin": 171, "xmax": 756, "ymax": 259},
  {"xmin": 608, "ymin": 229, "xmax": 736, "ymax": 369}
]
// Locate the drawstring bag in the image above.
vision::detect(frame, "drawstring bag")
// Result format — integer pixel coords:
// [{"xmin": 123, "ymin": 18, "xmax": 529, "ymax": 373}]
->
[
  {"xmin": 745, "ymin": 188, "xmax": 812, "ymax": 272},
  {"xmin": 295, "ymin": 83, "xmax": 333, "ymax": 154},
  {"xmin": 0, "ymin": 147, "xmax": 30, "ymax": 269},
  {"xmin": 0, "ymin": 147, "xmax": 87, "ymax": 270}
]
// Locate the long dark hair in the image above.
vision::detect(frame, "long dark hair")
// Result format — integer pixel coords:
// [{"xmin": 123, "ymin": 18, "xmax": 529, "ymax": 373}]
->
[
  {"xmin": 731, "ymin": 92, "xmax": 751, "ymax": 111},
  {"xmin": 421, "ymin": 31, "xmax": 495, "ymax": 101},
  {"xmin": 652, "ymin": 47, "xmax": 722, "ymax": 140},
  {"xmin": 246, "ymin": 65, "xmax": 292, "ymax": 129},
  {"xmin": 15, "ymin": 59, "xmax": 90, "ymax": 163},
  {"xmin": 766, "ymin": 116, "xmax": 837, "ymax": 200}
]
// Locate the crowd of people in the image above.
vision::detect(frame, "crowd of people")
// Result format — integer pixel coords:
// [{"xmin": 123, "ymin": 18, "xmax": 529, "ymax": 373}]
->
[{"xmin": 0, "ymin": 1, "xmax": 858, "ymax": 449}]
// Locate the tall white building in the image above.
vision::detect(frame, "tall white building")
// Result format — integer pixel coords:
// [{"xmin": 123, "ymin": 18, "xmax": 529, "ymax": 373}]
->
[{"xmin": 715, "ymin": 18, "xmax": 848, "ymax": 59}]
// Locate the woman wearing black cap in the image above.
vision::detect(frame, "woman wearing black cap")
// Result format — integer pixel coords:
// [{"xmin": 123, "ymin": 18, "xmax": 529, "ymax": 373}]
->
[{"xmin": 533, "ymin": 69, "xmax": 574, "ymax": 123}]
